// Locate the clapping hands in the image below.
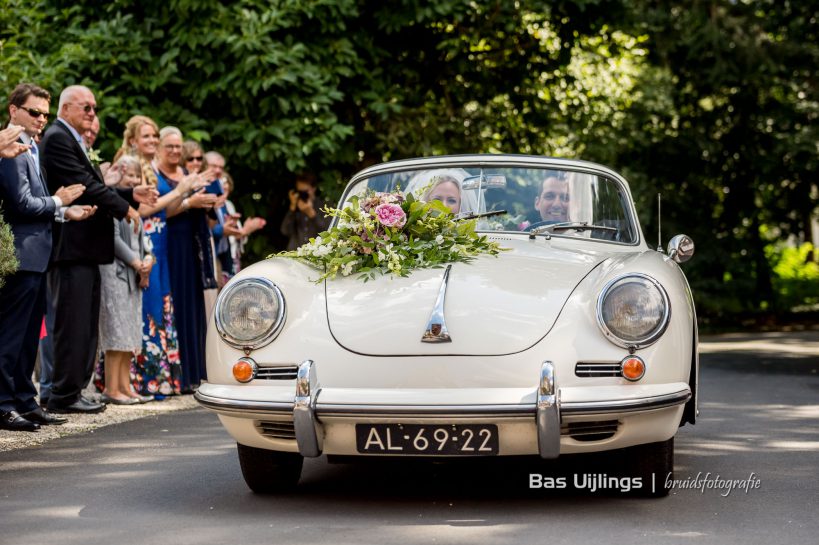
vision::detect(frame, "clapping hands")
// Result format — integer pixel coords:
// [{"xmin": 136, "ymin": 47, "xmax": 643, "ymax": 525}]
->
[
  {"xmin": 133, "ymin": 184, "xmax": 159, "ymax": 205},
  {"xmin": 55, "ymin": 184, "xmax": 85, "ymax": 206},
  {"xmin": 0, "ymin": 125, "xmax": 28, "ymax": 159},
  {"xmin": 137, "ymin": 256, "xmax": 153, "ymax": 289},
  {"xmin": 65, "ymin": 205, "xmax": 97, "ymax": 222}
]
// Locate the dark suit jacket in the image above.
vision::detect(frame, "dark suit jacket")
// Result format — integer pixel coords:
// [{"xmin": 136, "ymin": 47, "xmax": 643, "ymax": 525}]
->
[
  {"xmin": 0, "ymin": 143, "xmax": 56, "ymax": 273},
  {"xmin": 40, "ymin": 120, "xmax": 136, "ymax": 264}
]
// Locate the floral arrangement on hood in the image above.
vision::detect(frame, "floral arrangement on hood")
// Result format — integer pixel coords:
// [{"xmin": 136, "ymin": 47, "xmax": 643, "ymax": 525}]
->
[{"xmin": 279, "ymin": 189, "xmax": 504, "ymax": 282}]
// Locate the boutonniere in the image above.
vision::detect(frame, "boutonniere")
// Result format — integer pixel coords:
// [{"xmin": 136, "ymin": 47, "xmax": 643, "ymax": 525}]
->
[{"xmin": 86, "ymin": 147, "xmax": 102, "ymax": 165}]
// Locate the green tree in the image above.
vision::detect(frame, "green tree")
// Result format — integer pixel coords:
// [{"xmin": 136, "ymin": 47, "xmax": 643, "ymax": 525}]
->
[
  {"xmin": 606, "ymin": 0, "xmax": 819, "ymax": 318},
  {"xmin": 2, "ymin": 0, "xmax": 816, "ymax": 321}
]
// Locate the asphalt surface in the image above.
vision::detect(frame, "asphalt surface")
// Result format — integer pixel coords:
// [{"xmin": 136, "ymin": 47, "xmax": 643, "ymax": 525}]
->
[{"xmin": 1, "ymin": 332, "xmax": 817, "ymax": 545}]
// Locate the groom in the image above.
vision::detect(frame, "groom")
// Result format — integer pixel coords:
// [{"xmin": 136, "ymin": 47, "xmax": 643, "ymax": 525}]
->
[{"xmin": 41, "ymin": 85, "xmax": 157, "ymax": 414}]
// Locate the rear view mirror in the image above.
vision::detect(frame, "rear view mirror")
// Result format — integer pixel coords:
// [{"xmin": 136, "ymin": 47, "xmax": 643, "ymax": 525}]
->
[{"xmin": 462, "ymin": 174, "xmax": 507, "ymax": 191}]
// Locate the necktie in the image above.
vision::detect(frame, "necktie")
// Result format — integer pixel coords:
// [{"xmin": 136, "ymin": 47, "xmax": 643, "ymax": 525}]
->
[{"xmin": 30, "ymin": 142, "xmax": 42, "ymax": 178}]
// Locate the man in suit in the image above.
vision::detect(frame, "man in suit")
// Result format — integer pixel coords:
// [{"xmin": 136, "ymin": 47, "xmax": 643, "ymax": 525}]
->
[
  {"xmin": 0, "ymin": 83, "xmax": 96, "ymax": 431},
  {"xmin": 41, "ymin": 85, "xmax": 157, "ymax": 415}
]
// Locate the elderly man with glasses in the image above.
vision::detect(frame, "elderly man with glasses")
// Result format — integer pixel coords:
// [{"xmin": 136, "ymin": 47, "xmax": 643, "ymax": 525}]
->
[{"xmin": 39, "ymin": 85, "xmax": 158, "ymax": 415}]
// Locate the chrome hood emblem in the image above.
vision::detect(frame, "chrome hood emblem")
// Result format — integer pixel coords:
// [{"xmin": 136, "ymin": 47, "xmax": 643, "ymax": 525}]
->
[{"xmin": 421, "ymin": 264, "xmax": 452, "ymax": 343}]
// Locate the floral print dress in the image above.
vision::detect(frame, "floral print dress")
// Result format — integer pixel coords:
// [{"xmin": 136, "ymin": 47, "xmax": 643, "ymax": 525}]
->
[{"xmin": 134, "ymin": 174, "xmax": 182, "ymax": 397}]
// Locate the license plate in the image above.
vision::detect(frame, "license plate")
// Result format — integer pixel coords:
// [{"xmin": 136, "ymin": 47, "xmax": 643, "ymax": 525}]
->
[{"xmin": 355, "ymin": 423, "xmax": 498, "ymax": 455}]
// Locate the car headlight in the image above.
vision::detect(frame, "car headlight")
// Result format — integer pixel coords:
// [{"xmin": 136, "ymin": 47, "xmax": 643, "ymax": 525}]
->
[
  {"xmin": 596, "ymin": 273, "xmax": 670, "ymax": 349},
  {"xmin": 214, "ymin": 278, "xmax": 286, "ymax": 349}
]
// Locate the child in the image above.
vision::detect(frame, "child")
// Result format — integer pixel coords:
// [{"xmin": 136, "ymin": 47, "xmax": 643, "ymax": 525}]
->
[{"xmin": 97, "ymin": 155, "xmax": 154, "ymax": 404}]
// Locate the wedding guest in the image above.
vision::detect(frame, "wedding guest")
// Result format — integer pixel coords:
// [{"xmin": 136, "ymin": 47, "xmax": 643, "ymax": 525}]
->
[
  {"xmin": 38, "ymin": 119, "xmax": 102, "ymax": 409},
  {"xmin": 280, "ymin": 172, "xmax": 330, "ymax": 250},
  {"xmin": 160, "ymin": 127, "xmax": 217, "ymax": 393},
  {"xmin": 83, "ymin": 115, "xmax": 99, "ymax": 149},
  {"xmin": 97, "ymin": 155, "xmax": 154, "ymax": 405},
  {"xmin": 114, "ymin": 115, "xmax": 160, "ymax": 186},
  {"xmin": 41, "ymin": 85, "xmax": 156, "ymax": 415},
  {"xmin": 214, "ymin": 172, "xmax": 265, "ymax": 285},
  {"xmin": 120, "ymin": 117, "xmax": 202, "ymax": 398},
  {"xmin": 199, "ymin": 149, "xmax": 226, "ymax": 314},
  {"xmin": 0, "ymin": 83, "xmax": 94, "ymax": 430}
]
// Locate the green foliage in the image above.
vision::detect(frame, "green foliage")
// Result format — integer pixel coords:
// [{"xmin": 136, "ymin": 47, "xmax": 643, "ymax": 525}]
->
[
  {"xmin": 765, "ymin": 242, "xmax": 819, "ymax": 311},
  {"xmin": 1, "ymin": 0, "xmax": 817, "ymax": 322},
  {"xmin": 0, "ymin": 208, "xmax": 18, "ymax": 288}
]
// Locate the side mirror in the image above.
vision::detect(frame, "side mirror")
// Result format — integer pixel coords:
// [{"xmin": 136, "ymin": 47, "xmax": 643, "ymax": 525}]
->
[{"xmin": 667, "ymin": 234, "xmax": 695, "ymax": 263}]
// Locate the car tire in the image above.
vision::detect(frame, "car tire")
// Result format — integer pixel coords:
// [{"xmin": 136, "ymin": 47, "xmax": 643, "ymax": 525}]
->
[
  {"xmin": 237, "ymin": 443, "xmax": 304, "ymax": 493},
  {"xmin": 616, "ymin": 437, "xmax": 674, "ymax": 498}
]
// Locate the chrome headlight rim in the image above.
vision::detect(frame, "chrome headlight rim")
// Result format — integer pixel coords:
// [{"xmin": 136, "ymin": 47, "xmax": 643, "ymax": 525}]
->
[
  {"xmin": 214, "ymin": 277, "xmax": 286, "ymax": 350},
  {"xmin": 596, "ymin": 273, "xmax": 670, "ymax": 350}
]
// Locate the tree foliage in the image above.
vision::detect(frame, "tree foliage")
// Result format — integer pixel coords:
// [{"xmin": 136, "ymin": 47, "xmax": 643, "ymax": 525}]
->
[
  {"xmin": 0, "ymin": 209, "xmax": 18, "ymax": 288},
  {"xmin": 1, "ymin": 0, "xmax": 817, "ymax": 322}
]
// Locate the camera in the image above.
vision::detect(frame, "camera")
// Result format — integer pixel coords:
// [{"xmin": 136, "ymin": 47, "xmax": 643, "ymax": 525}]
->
[{"xmin": 297, "ymin": 190, "xmax": 310, "ymax": 202}]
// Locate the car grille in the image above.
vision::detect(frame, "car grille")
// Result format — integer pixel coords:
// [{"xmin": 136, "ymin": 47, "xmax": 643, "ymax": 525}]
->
[
  {"xmin": 256, "ymin": 420, "xmax": 296, "ymax": 440},
  {"xmin": 575, "ymin": 361, "xmax": 622, "ymax": 378},
  {"xmin": 561, "ymin": 420, "xmax": 620, "ymax": 441},
  {"xmin": 255, "ymin": 365, "xmax": 299, "ymax": 380}
]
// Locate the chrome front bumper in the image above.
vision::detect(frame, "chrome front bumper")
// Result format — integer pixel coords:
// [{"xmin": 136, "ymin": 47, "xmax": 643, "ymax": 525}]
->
[{"xmin": 195, "ymin": 360, "xmax": 692, "ymax": 459}]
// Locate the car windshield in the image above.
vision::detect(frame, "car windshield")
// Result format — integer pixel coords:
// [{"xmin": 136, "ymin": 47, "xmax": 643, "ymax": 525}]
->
[{"xmin": 341, "ymin": 165, "xmax": 638, "ymax": 244}]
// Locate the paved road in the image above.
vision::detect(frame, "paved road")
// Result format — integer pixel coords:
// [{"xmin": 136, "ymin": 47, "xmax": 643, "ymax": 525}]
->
[{"xmin": 1, "ymin": 333, "xmax": 817, "ymax": 545}]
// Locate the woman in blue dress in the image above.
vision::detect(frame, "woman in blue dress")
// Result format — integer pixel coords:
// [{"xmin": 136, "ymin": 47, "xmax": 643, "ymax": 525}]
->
[
  {"xmin": 116, "ymin": 116, "xmax": 198, "ymax": 398},
  {"xmin": 155, "ymin": 126, "xmax": 218, "ymax": 393}
]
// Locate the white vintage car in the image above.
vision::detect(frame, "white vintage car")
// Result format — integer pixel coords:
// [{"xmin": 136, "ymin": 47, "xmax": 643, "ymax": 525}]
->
[{"xmin": 196, "ymin": 155, "xmax": 698, "ymax": 497}]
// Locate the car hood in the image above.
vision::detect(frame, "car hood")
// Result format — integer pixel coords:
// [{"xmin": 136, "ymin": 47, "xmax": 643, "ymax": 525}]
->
[{"xmin": 325, "ymin": 237, "xmax": 611, "ymax": 356}]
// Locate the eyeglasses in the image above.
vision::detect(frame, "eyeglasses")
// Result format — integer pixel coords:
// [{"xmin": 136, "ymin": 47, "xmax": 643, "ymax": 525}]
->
[
  {"xmin": 188, "ymin": 156, "xmax": 203, "ymax": 162},
  {"xmin": 70, "ymin": 103, "xmax": 99, "ymax": 114},
  {"xmin": 20, "ymin": 106, "xmax": 49, "ymax": 120}
]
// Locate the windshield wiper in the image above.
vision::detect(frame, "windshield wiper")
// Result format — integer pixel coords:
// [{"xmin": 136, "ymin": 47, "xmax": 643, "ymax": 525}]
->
[
  {"xmin": 528, "ymin": 221, "xmax": 617, "ymax": 239},
  {"xmin": 456, "ymin": 209, "xmax": 507, "ymax": 221}
]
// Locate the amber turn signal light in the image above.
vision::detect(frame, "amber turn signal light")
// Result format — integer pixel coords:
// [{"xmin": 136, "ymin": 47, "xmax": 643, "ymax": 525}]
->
[
  {"xmin": 621, "ymin": 356, "xmax": 646, "ymax": 381},
  {"xmin": 233, "ymin": 358, "xmax": 256, "ymax": 383}
]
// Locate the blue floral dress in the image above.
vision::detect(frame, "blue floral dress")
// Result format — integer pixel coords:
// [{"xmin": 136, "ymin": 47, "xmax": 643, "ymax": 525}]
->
[{"xmin": 134, "ymin": 173, "xmax": 182, "ymax": 397}]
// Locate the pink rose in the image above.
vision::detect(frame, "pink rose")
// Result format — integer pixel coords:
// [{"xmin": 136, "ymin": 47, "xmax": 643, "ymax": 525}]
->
[{"xmin": 374, "ymin": 203, "xmax": 406, "ymax": 228}]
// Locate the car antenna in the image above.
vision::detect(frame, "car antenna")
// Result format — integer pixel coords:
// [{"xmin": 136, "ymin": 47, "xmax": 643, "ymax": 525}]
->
[{"xmin": 657, "ymin": 193, "xmax": 663, "ymax": 252}]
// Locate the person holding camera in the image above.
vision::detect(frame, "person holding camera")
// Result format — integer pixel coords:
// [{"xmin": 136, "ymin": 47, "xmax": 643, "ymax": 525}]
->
[{"xmin": 280, "ymin": 172, "xmax": 330, "ymax": 251}]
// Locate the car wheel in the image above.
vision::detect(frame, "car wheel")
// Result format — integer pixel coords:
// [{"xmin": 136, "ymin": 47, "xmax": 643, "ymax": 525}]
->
[
  {"xmin": 616, "ymin": 437, "xmax": 674, "ymax": 497},
  {"xmin": 237, "ymin": 443, "xmax": 304, "ymax": 493}
]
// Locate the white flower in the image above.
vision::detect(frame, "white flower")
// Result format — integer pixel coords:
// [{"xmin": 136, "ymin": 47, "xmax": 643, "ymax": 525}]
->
[
  {"xmin": 313, "ymin": 244, "xmax": 333, "ymax": 257},
  {"xmin": 435, "ymin": 234, "xmax": 444, "ymax": 244},
  {"xmin": 341, "ymin": 260, "xmax": 357, "ymax": 276}
]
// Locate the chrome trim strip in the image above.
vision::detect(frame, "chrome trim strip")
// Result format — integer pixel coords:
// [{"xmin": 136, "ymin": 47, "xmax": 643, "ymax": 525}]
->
[
  {"xmin": 293, "ymin": 360, "xmax": 321, "ymax": 457},
  {"xmin": 194, "ymin": 391, "xmax": 293, "ymax": 415},
  {"xmin": 561, "ymin": 389, "xmax": 691, "ymax": 415},
  {"xmin": 316, "ymin": 404, "xmax": 535, "ymax": 418},
  {"xmin": 421, "ymin": 264, "xmax": 453, "ymax": 343},
  {"xmin": 536, "ymin": 361, "xmax": 560, "ymax": 459}
]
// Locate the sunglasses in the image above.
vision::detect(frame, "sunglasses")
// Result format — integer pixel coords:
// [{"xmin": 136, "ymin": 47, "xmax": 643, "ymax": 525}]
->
[
  {"xmin": 20, "ymin": 106, "xmax": 49, "ymax": 120},
  {"xmin": 71, "ymin": 103, "xmax": 99, "ymax": 114},
  {"xmin": 188, "ymin": 156, "xmax": 204, "ymax": 161}
]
